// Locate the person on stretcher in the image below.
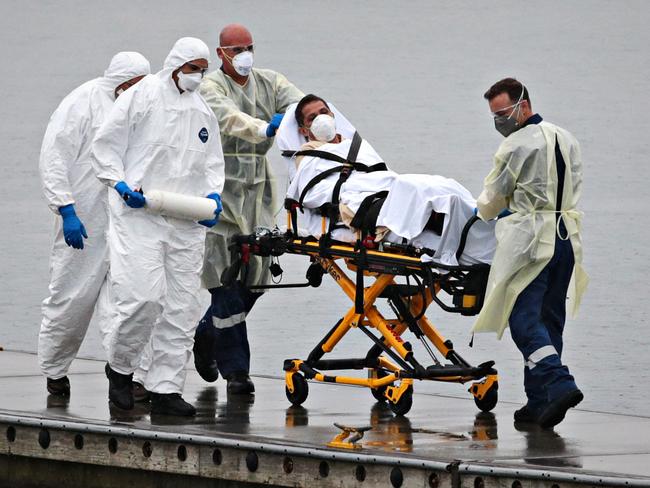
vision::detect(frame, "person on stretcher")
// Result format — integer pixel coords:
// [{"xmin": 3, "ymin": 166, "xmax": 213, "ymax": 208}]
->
[{"xmin": 279, "ymin": 94, "xmax": 497, "ymax": 266}]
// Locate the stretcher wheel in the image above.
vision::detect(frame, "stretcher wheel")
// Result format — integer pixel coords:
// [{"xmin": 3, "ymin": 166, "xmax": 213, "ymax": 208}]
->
[
  {"xmin": 389, "ymin": 386, "xmax": 413, "ymax": 416},
  {"xmin": 369, "ymin": 369, "xmax": 389, "ymax": 402},
  {"xmin": 285, "ymin": 373, "xmax": 309, "ymax": 406},
  {"xmin": 473, "ymin": 382, "xmax": 498, "ymax": 412}
]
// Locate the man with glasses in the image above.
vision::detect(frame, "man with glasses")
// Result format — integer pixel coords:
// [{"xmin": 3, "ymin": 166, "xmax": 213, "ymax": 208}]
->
[
  {"xmin": 473, "ymin": 78, "xmax": 588, "ymax": 429},
  {"xmin": 195, "ymin": 23, "xmax": 303, "ymax": 395},
  {"xmin": 92, "ymin": 37, "xmax": 224, "ymax": 416}
]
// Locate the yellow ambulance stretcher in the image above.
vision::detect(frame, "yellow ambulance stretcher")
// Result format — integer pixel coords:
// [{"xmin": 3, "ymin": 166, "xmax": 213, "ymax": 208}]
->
[{"xmin": 223, "ymin": 208, "xmax": 498, "ymax": 416}]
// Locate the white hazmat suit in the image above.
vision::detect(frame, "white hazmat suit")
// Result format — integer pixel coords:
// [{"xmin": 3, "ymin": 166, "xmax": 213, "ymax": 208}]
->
[
  {"xmin": 91, "ymin": 38, "xmax": 225, "ymax": 394},
  {"xmin": 38, "ymin": 52, "xmax": 151, "ymax": 380}
]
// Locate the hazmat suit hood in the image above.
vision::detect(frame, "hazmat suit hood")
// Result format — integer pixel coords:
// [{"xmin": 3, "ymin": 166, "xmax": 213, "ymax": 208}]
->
[
  {"xmin": 102, "ymin": 51, "xmax": 151, "ymax": 87},
  {"xmin": 163, "ymin": 37, "xmax": 210, "ymax": 70}
]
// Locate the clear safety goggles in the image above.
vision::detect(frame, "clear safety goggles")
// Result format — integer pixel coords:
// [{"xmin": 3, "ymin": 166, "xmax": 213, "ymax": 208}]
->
[
  {"xmin": 219, "ymin": 44, "xmax": 254, "ymax": 54},
  {"xmin": 491, "ymin": 85, "xmax": 525, "ymax": 118},
  {"xmin": 491, "ymin": 100, "xmax": 522, "ymax": 119}
]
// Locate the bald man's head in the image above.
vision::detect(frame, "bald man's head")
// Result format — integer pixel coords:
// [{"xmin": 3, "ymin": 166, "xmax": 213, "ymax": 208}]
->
[
  {"xmin": 217, "ymin": 24, "xmax": 255, "ymax": 83},
  {"xmin": 219, "ymin": 24, "xmax": 253, "ymax": 47}
]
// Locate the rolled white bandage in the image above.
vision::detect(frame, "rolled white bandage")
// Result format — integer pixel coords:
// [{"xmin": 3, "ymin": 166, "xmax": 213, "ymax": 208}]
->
[{"xmin": 145, "ymin": 189, "xmax": 217, "ymax": 221}]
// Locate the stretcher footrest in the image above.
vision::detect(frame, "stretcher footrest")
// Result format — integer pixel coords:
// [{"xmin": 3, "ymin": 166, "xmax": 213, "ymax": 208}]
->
[
  {"xmin": 422, "ymin": 360, "xmax": 496, "ymax": 379},
  {"xmin": 309, "ymin": 358, "xmax": 380, "ymax": 371},
  {"xmin": 379, "ymin": 284, "xmax": 422, "ymax": 298}
]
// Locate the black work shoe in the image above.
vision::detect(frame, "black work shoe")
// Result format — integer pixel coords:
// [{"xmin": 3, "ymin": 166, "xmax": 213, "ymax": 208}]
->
[
  {"xmin": 47, "ymin": 376, "xmax": 70, "ymax": 396},
  {"xmin": 226, "ymin": 372, "xmax": 255, "ymax": 395},
  {"xmin": 513, "ymin": 404, "xmax": 539, "ymax": 423},
  {"xmin": 105, "ymin": 363, "xmax": 134, "ymax": 410},
  {"xmin": 193, "ymin": 335, "xmax": 219, "ymax": 383},
  {"xmin": 538, "ymin": 389, "xmax": 584, "ymax": 429},
  {"xmin": 150, "ymin": 393, "xmax": 196, "ymax": 416},
  {"xmin": 133, "ymin": 382, "xmax": 151, "ymax": 403}
]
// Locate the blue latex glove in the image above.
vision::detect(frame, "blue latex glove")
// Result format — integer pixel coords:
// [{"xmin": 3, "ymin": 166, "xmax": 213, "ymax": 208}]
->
[
  {"xmin": 60, "ymin": 204, "xmax": 88, "ymax": 250},
  {"xmin": 114, "ymin": 181, "xmax": 146, "ymax": 208},
  {"xmin": 265, "ymin": 113, "xmax": 284, "ymax": 137},
  {"xmin": 198, "ymin": 192, "xmax": 222, "ymax": 228},
  {"xmin": 497, "ymin": 208, "xmax": 512, "ymax": 218}
]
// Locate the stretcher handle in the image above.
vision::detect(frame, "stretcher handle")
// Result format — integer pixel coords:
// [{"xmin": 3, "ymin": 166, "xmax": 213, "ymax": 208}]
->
[{"xmin": 455, "ymin": 215, "xmax": 480, "ymax": 262}]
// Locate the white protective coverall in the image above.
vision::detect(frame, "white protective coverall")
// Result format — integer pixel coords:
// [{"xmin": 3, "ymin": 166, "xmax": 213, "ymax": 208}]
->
[
  {"xmin": 38, "ymin": 52, "xmax": 151, "ymax": 380},
  {"xmin": 472, "ymin": 121, "xmax": 588, "ymax": 338},
  {"xmin": 199, "ymin": 68, "xmax": 303, "ymax": 289},
  {"xmin": 91, "ymin": 38, "xmax": 225, "ymax": 393}
]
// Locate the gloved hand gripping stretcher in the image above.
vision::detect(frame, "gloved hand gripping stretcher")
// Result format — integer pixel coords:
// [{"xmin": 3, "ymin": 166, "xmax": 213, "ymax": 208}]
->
[{"xmin": 222, "ymin": 186, "xmax": 499, "ymax": 415}]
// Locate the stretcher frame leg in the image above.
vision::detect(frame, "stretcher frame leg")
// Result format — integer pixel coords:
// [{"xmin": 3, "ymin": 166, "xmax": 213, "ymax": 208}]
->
[{"xmin": 282, "ymin": 257, "xmax": 498, "ymax": 415}]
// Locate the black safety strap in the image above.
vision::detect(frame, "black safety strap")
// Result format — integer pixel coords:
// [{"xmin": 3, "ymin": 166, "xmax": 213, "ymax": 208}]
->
[
  {"xmin": 350, "ymin": 131, "xmax": 367, "ymax": 315},
  {"xmin": 298, "ymin": 166, "xmax": 345, "ymax": 208},
  {"xmin": 347, "ymin": 131, "xmax": 363, "ymax": 163},
  {"xmin": 349, "ymin": 190, "xmax": 389, "ymax": 232},
  {"xmin": 292, "ymin": 149, "xmax": 348, "ymax": 164}
]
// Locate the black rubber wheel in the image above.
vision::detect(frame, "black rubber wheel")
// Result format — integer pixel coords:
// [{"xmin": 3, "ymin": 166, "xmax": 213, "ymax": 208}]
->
[
  {"xmin": 369, "ymin": 369, "xmax": 389, "ymax": 402},
  {"xmin": 388, "ymin": 386, "xmax": 413, "ymax": 416},
  {"xmin": 285, "ymin": 373, "xmax": 309, "ymax": 406},
  {"xmin": 474, "ymin": 382, "xmax": 498, "ymax": 412}
]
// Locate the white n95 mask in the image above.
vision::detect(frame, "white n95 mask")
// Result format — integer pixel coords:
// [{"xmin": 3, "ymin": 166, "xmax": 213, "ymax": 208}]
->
[
  {"xmin": 310, "ymin": 114, "xmax": 337, "ymax": 142},
  {"xmin": 178, "ymin": 72, "xmax": 203, "ymax": 92},
  {"xmin": 232, "ymin": 51, "xmax": 254, "ymax": 76}
]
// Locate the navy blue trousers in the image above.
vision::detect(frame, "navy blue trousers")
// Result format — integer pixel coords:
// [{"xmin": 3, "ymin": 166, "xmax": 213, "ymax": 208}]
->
[
  {"xmin": 509, "ymin": 226, "xmax": 578, "ymax": 413},
  {"xmin": 195, "ymin": 282, "xmax": 262, "ymax": 376}
]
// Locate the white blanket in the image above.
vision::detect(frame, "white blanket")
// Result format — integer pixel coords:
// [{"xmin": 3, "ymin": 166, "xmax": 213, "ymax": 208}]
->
[
  {"xmin": 286, "ymin": 140, "xmax": 496, "ymax": 266},
  {"xmin": 277, "ymin": 106, "xmax": 496, "ymax": 266}
]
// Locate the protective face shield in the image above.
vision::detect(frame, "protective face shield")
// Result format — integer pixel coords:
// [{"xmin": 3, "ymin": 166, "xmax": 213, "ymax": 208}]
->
[
  {"xmin": 310, "ymin": 114, "xmax": 336, "ymax": 142},
  {"xmin": 177, "ymin": 71, "xmax": 203, "ymax": 92},
  {"xmin": 232, "ymin": 51, "xmax": 254, "ymax": 76},
  {"xmin": 493, "ymin": 86, "xmax": 525, "ymax": 137}
]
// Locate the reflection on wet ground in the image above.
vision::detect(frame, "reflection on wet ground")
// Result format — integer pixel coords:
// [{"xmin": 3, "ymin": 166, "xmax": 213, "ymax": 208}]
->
[{"xmin": 1, "ymin": 350, "xmax": 649, "ymax": 480}]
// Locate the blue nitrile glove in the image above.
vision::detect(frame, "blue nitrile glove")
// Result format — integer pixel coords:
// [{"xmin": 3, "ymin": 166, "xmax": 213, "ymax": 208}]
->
[
  {"xmin": 265, "ymin": 113, "xmax": 284, "ymax": 137},
  {"xmin": 114, "ymin": 181, "xmax": 146, "ymax": 208},
  {"xmin": 198, "ymin": 192, "xmax": 222, "ymax": 228},
  {"xmin": 497, "ymin": 208, "xmax": 512, "ymax": 218},
  {"xmin": 59, "ymin": 204, "xmax": 88, "ymax": 250}
]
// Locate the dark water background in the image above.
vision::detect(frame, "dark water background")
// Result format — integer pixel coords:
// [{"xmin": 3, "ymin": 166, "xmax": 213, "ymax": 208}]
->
[{"xmin": 1, "ymin": 1, "xmax": 648, "ymax": 416}]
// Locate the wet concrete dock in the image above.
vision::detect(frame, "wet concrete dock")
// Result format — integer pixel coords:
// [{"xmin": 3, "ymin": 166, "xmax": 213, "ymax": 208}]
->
[{"xmin": 1, "ymin": 350, "xmax": 649, "ymax": 487}]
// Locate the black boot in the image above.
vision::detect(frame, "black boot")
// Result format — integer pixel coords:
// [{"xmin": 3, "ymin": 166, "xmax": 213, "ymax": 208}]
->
[
  {"xmin": 47, "ymin": 376, "xmax": 70, "ymax": 396},
  {"xmin": 514, "ymin": 404, "xmax": 540, "ymax": 423},
  {"xmin": 105, "ymin": 363, "xmax": 134, "ymax": 410},
  {"xmin": 193, "ymin": 315, "xmax": 219, "ymax": 383},
  {"xmin": 225, "ymin": 372, "xmax": 255, "ymax": 395},
  {"xmin": 150, "ymin": 393, "xmax": 196, "ymax": 416},
  {"xmin": 538, "ymin": 389, "xmax": 583, "ymax": 429}
]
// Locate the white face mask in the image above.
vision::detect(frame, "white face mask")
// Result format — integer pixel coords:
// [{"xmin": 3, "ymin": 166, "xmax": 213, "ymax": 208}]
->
[
  {"xmin": 232, "ymin": 51, "xmax": 254, "ymax": 76},
  {"xmin": 310, "ymin": 114, "xmax": 336, "ymax": 142},
  {"xmin": 177, "ymin": 71, "xmax": 203, "ymax": 92}
]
